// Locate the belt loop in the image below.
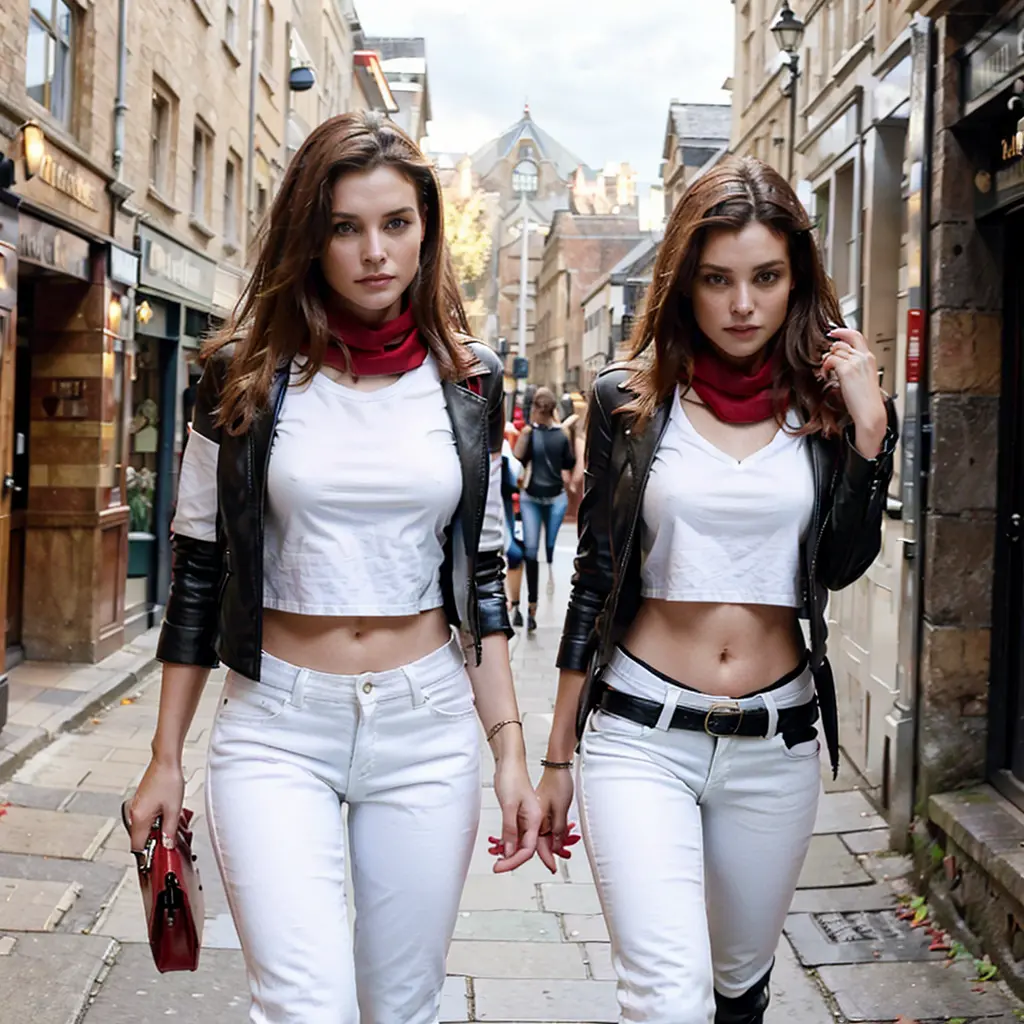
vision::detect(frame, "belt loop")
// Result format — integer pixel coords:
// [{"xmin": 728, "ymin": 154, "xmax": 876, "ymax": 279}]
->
[
  {"xmin": 761, "ymin": 692, "xmax": 779, "ymax": 739},
  {"xmin": 404, "ymin": 665, "xmax": 426, "ymax": 708},
  {"xmin": 291, "ymin": 668, "xmax": 310, "ymax": 710},
  {"xmin": 655, "ymin": 685, "xmax": 683, "ymax": 731}
]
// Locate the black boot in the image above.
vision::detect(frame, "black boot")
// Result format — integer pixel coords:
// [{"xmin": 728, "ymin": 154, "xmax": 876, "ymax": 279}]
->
[{"xmin": 714, "ymin": 963, "xmax": 772, "ymax": 1024}]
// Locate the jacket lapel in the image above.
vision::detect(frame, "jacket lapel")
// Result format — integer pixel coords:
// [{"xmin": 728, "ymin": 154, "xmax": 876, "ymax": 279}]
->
[{"xmin": 441, "ymin": 379, "xmax": 488, "ymax": 558}]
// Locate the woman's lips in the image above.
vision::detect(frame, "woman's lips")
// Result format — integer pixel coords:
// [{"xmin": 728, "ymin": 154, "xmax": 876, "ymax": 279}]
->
[
  {"xmin": 356, "ymin": 275, "xmax": 395, "ymax": 289},
  {"xmin": 725, "ymin": 325, "xmax": 759, "ymax": 336}
]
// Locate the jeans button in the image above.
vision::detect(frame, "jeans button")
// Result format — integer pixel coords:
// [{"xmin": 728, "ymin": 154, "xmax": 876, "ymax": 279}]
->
[{"xmin": 362, "ymin": 681, "xmax": 373, "ymax": 694}]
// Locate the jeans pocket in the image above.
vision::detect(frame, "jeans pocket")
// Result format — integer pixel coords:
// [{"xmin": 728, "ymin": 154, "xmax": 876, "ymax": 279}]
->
[
  {"xmin": 781, "ymin": 725, "xmax": 820, "ymax": 760},
  {"xmin": 590, "ymin": 708, "xmax": 652, "ymax": 740},
  {"xmin": 217, "ymin": 672, "xmax": 288, "ymax": 725},
  {"xmin": 422, "ymin": 667, "xmax": 477, "ymax": 719}
]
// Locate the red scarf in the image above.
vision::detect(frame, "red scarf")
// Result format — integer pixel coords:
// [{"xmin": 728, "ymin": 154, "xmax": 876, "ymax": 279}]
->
[
  {"xmin": 309, "ymin": 306, "xmax": 428, "ymax": 379},
  {"xmin": 688, "ymin": 345, "xmax": 786, "ymax": 424}
]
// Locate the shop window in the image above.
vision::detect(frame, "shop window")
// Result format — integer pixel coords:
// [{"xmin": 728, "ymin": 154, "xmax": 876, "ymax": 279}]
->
[
  {"xmin": 26, "ymin": 0, "xmax": 74, "ymax": 125},
  {"xmin": 191, "ymin": 120, "xmax": 214, "ymax": 224},
  {"xmin": 225, "ymin": 0, "xmax": 238, "ymax": 50},
  {"xmin": 150, "ymin": 80, "xmax": 177, "ymax": 197}
]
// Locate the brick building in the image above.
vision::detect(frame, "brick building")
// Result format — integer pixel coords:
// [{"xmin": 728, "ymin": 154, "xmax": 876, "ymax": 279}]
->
[
  {"xmin": 0, "ymin": 0, "xmax": 396, "ymax": 713},
  {"xmin": 532, "ymin": 212, "xmax": 645, "ymax": 393}
]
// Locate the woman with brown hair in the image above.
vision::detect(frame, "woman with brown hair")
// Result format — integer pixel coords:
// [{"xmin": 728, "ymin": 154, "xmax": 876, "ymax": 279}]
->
[
  {"xmin": 127, "ymin": 112, "xmax": 540, "ymax": 1023},
  {"xmin": 535, "ymin": 156, "xmax": 897, "ymax": 1023}
]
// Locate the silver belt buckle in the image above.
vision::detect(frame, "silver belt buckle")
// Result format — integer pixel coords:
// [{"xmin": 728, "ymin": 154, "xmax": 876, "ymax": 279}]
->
[{"xmin": 703, "ymin": 700, "xmax": 744, "ymax": 737}]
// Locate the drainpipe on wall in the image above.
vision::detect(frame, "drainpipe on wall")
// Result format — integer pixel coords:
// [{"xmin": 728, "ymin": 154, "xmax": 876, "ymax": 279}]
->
[
  {"xmin": 887, "ymin": 13, "xmax": 934, "ymax": 853},
  {"xmin": 109, "ymin": 0, "xmax": 130, "ymax": 238},
  {"xmin": 245, "ymin": 0, "xmax": 262, "ymax": 251}
]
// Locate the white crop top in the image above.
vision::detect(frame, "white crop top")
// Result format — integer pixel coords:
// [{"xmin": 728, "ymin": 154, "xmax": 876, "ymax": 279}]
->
[
  {"xmin": 640, "ymin": 387, "xmax": 814, "ymax": 607},
  {"xmin": 262, "ymin": 354, "xmax": 462, "ymax": 616}
]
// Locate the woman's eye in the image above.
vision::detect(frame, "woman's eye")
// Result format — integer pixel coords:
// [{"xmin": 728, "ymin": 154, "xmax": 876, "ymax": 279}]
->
[
  {"xmin": 757, "ymin": 271, "xmax": 781, "ymax": 284},
  {"xmin": 705, "ymin": 274, "xmax": 727, "ymax": 286},
  {"xmin": 386, "ymin": 218, "xmax": 410, "ymax": 231},
  {"xmin": 333, "ymin": 222, "xmax": 356, "ymax": 235}
]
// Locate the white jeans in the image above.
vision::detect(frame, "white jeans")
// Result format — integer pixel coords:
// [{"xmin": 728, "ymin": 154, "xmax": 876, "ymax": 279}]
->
[
  {"xmin": 206, "ymin": 636, "xmax": 481, "ymax": 1024},
  {"xmin": 577, "ymin": 647, "xmax": 822, "ymax": 1024}
]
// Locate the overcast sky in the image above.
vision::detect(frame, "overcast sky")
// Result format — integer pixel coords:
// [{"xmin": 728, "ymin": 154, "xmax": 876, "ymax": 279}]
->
[{"xmin": 359, "ymin": 0, "xmax": 735, "ymax": 183}]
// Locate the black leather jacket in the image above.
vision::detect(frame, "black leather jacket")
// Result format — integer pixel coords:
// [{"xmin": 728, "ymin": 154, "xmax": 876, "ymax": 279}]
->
[
  {"xmin": 156, "ymin": 341, "xmax": 513, "ymax": 681},
  {"xmin": 556, "ymin": 366, "xmax": 899, "ymax": 776}
]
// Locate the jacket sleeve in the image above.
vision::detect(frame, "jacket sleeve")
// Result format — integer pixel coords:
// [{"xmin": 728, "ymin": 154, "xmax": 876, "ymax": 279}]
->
[
  {"xmin": 474, "ymin": 348, "xmax": 514, "ymax": 641},
  {"xmin": 155, "ymin": 356, "xmax": 227, "ymax": 668},
  {"xmin": 556, "ymin": 381, "xmax": 615, "ymax": 671},
  {"xmin": 815, "ymin": 396, "xmax": 899, "ymax": 592}
]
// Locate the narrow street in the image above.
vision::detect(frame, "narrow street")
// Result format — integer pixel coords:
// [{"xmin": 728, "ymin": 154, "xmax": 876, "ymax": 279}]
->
[{"xmin": 0, "ymin": 536, "xmax": 1016, "ymax": 1022}]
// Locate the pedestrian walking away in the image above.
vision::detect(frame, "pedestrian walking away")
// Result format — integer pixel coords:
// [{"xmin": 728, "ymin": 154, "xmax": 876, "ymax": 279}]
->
[
  {"xmin": 514, "ymin": 386, "xmax": 577, "ymax": 630},
  {"xmin": 125, "ymin": 111, "xmax": 541, "ymax": 1024},
  {"xmin": 535, "ymin": 156, "xmax": 899, "ymax": 1024},
  {"xmin": 502, "ymin": 436, "xmax": 526, "ymax": 627}
]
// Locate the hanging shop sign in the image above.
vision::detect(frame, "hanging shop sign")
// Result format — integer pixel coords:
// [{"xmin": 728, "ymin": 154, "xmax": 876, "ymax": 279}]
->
[
  {"xmin": 962, "ymin": 4, "xmax": 1024, "ymax": 108},
  {"xmin": 109, "ymin": 244, "xmax": 139, "ymax": 287},
  {"xmin": 17, "ymin": 213, "xmax": 90, "ymax": 280},
  {"xmin": 138, "ymin": 225, "xmax": 216, "ymax": 306}
]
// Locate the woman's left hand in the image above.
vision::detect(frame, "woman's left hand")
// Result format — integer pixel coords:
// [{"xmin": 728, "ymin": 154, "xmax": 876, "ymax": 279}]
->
[
  {"xmin": 489, "ymin": 760, "xmax": 542, "ymax": 874},
  {"xmin": 820, "ymin": 328, "xmax": 888, "ymax": 459}
]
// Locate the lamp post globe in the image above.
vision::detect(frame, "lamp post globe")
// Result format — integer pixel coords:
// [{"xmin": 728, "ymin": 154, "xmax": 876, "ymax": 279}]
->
[{"xmin": 771, "ymin": 0, "xmax": 805, "ymax": 55}]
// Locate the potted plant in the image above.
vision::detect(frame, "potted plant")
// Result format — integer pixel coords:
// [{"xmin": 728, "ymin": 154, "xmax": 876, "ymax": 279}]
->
[{"xmin": 126, "ymin": 466, "xmax": 156, "ymax": 577}]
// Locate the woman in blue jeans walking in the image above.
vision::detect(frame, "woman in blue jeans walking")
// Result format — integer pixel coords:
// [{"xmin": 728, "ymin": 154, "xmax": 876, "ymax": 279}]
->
[{"xmin": 514, "ymin": 387, "xmax": 577, "ymax": 632}]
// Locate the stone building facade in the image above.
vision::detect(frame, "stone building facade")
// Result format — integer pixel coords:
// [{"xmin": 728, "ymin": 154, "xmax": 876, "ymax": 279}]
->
[
  {"xmin": 660, "ymin": 103, "xmax": 731, "ymax": 212},
  {"xmin": 532, "ymin": 212, "xmax": 645, "ymax": 392},
  {"xmin": 0, "ymin": 0, "xmax": 390, "ymax": 706}
]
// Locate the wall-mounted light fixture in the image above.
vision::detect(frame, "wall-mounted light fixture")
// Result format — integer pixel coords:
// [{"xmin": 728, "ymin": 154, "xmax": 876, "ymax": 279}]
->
[
  {"xmin": 136, "ymin": 299, "xmax": 153, "ymax": 326},
  {"xmin": 108, "ymin": 295, "xmax": 124, "ymax": 334},
  {"xmin": 0, "ymin": 120, "xmax": 47, "ymax": 190}
]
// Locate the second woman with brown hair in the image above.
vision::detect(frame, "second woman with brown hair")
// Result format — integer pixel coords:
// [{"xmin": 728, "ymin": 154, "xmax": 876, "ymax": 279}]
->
[
  {"xmin": 536, "ymin": 156, "xmax": 897, "ymax": 1023},
  {"xmin": 127, "ymin": 112, "xmax": 541, "ymax": 1024}
]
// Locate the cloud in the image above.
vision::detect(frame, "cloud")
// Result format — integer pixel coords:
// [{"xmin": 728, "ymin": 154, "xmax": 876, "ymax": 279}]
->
[{"xmin": 359, "ymin": 0, "xmax": 735, "ymax": 181}]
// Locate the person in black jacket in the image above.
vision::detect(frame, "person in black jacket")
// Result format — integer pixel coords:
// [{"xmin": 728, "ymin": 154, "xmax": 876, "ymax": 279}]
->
[
  {"xmin": 127, "ymin": 113, "xmax": 540, "ymax": 1024},
  {"xmin": 513, "ymin": 387, "xmax": 577, "ymax": 631},
  {"xmin": 535, "ymin": 157, "xmax": 897, "ymax": 1024}
]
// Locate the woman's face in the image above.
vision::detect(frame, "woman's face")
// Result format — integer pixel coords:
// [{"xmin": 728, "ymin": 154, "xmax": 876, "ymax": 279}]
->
[
  {"xmin": 690, "ymin": 221, "xmax": 794, "ymax": 368},
  {"xmin": 321, "ymin": 165, "xmax": 426, "ymax": 324}
]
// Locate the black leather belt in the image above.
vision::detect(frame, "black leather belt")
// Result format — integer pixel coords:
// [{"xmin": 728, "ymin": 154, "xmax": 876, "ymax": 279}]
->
[{"xmin": 597, "ymin": 685, "xmax": 819, "ymax": 739}]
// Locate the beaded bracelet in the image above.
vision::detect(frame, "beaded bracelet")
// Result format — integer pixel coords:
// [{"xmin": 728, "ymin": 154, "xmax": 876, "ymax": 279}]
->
[
  {"xmin": 540, "ymin": 758, "xmax": 574, "ymax": 770},
  {"xmin": 486, "ymin": 719, "xmax": 522, "ymax": 743}
]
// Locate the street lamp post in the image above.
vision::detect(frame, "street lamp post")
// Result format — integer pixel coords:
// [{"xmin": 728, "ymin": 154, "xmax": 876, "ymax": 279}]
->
[{"xmin": 770, "ymin": 1, "xmax": 805, "ymax": 182}]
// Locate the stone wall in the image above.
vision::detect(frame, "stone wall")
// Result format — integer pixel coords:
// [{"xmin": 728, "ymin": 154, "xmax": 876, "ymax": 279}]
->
[{"xmin": 918, "ymin": 13, "xmax": 1003, "ymax": 800}]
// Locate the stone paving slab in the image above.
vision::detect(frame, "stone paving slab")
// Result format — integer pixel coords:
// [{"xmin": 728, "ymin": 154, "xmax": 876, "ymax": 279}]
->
[
  {"xmin": 453, "ymin": 909, "xmax": 562, "ymax": 942},
  {"xmin": 473, "ymin": 978, "xmax": 618, "ymax": 1022},
  {"xmin": 798, "ymin": 834, "xmax": 874, "ymax": 888},
  {"xmin": 561, "ymin": 913, "xmax": 610, "ymax": 942},
  {"xmin": 81, "ymin": 943, "xmax": 249, "ymax": 1023},
  {"xmin": 0, "ymin": 932, "xmax": 117, "ymax": 1023},
  {"xmin": 447, "ymin": 939, "xmax": 588, "ymax": 979},
  {"xmin": 0, "ymin": 851, "xmax": 125, "ymax": 935},
  {"xmin": 0, "ymin": 628, "xmax": 160, "ymax": 785},
  {"xmin": 539, "ymin": 882, "xmax": 601, "ymax": 915},
  {"xmin": 0, "ymin": 876, "xmax": 80, "ymax": 931},
  {"xmin": 459, "ymin": 874, "xmax": 539, "ymax": 911},
  {"xmin": 789, "ymin": 882, "xmax": 897, "ymax": 914},
  {"xmin": 814, "ymin": 790, "xmax": 887, "ymax": 834},
  {"xmin": 0, "ymin": 805, "xmax": 114, "ymax": 860},
  {"xmin": 841, "ymin": 828, "xmax": 892, "ymax": 855},
  {"xmin": 816, "ymin": 960, "xmax": 1016, "ymax": 1020},
  {"xmin": 784, "ymin": 909, "xmax": 943, "ymax": 966}
]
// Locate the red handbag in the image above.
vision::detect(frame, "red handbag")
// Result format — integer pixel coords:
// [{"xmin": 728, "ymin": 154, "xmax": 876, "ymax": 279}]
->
[{"xmin": 121, "ymin": 802, "xmax": 205, "ymax": 972}]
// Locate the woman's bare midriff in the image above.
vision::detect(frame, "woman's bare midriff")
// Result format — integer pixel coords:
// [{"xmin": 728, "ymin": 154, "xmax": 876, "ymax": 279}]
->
[
  {"xmin": 262, "ymin": 606, "xmax": 452, "ymax": 675},
  {"xmin": 622, "ymin": 599, "xmax": 805, "ymax": 698}
]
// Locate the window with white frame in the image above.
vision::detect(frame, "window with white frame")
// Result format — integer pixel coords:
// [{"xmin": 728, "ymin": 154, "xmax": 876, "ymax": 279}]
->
[
  {"xmin": 26, "ymin": 0, "xmax": 74, "ymax": 124},
  {"xmin": 150, "ymin": 82, "xmax": 175, "ymax": 195},
  {"xmin": 225, "ymin": 0, "xmax": 238, "ymax": 49},
  {"xmin": 223, "ymin": 153, "xmax": 242, "ymax": 246},
  {"xmin": 192, "ymin": 120, "xmax": 214, "ymax": 223}
]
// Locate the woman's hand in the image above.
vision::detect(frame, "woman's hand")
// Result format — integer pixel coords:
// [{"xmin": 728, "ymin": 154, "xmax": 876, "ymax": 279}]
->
[
  {"xmin": 126, "ymin": 756, "xmax": 185, "ymax": 854},
  {"xmin": 820, "ymin": 328, "xmax": 888, "ymax": 458},
  {"xmin": 534, "ymin": 767, "xmax": 581, "ymax": 874},
  {"xmin": 489, "ymin": 759, "xmax": 542, "ymax": 873}
]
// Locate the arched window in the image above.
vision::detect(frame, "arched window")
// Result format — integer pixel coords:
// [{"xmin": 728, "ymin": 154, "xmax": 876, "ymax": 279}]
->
[{"xmin": 512, "ymin": 159, "xmax": 538, "ymax": 195}]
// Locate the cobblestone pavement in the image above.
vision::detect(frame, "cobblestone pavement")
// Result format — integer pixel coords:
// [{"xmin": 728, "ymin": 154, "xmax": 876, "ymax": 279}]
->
[{"xmin": 0, "ymin": 535, "xmax": 1022, "ymax": 1022}]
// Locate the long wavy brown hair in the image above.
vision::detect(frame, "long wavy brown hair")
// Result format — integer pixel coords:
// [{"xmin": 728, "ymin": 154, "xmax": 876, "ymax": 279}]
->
[
  {"xmin": 623, "ymin": 156, "xmax": 845, "ymax": 436},
  {"xmin": 208, "ymin": 111, "xmax": 475, "ymax": 433}
]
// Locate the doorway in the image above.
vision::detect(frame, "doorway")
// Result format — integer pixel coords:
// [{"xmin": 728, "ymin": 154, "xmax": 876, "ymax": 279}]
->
[
  {"xmin": 2, "ymin": 321, "xmax": 29, "ymax": 668},
  {"xmin": 990, "ymin": 209, "xmax": 1024, "ymax": 802}
]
